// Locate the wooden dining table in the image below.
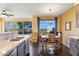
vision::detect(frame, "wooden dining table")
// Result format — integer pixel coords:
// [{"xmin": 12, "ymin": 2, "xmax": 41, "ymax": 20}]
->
[{"xmin": 40, "ymin": 35, "xmax": 61, "ymax": 50}]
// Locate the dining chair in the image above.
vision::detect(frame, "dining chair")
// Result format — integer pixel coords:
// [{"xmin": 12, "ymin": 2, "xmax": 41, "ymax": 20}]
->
[
  {"xmin": 48, "ymin": 33, "xmax": 55, "ymax": 43},
  {"xmin": 47, "ymin": 33, "xmax": 57, "ymax": 50}
]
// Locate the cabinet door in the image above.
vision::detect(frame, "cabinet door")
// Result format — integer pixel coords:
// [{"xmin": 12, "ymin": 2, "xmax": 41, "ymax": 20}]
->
[
  {"xmin": 17, "ymin": 41, "xmax": 24, "ymax": 56},
  {"xmin": 70, "ymin": 39, "xmax": 78, "ymax": 56},
  {"xmin": 25, "ymin": 39, "xmax": 29, "ymax": 55}
]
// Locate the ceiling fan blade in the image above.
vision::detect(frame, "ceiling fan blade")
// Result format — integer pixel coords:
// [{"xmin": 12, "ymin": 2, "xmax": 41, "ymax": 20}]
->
[
  {"xmin": 1, "ymin": 12, "xmax": 14, "ymax": 16},
  {"xmin": 0, "ymin": 9, "xmax": 14, "ymax": 16},
  {"xmin": 1, "ymin": 12, "xmax": 6, "ymax": 15},
  {"xmin": 6, "ymin": 14, "xmax": 14, "ymax": 16}
]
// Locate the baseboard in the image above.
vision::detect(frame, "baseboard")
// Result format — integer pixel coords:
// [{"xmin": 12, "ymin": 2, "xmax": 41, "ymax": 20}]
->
[{"xmin": 62, "ymin": 42, "xmax": 70, "ymax": 48}]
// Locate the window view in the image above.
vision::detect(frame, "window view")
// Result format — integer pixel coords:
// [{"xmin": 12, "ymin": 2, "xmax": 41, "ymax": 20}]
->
[
  {"xmin": 39, "ymin": 20, "xmax": 56, "ymax": 35},
  {"xmin": 5, "ymin": 21, "xmax": 32, "ymax": 34},
  {"xmin": 17, "ymin": 22, "xmax": 32, "ymax": 34}
]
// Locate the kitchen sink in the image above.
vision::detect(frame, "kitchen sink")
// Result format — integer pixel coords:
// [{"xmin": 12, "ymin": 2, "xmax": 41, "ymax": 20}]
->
[{"xmin": 10, "ymin": 37, "xmax": 24, "ymax": 41}]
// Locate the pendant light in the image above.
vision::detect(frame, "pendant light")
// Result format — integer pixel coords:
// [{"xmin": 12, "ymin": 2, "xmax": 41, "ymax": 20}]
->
[{"xmin": 49, "ymin": 9, "xmax": 52, "ymax": 24}]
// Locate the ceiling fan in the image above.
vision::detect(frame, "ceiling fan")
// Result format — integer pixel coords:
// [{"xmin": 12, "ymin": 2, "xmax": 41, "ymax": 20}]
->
[{"xmin": 0, "ymin": 10, "xmax": 14, "ymax": 17}]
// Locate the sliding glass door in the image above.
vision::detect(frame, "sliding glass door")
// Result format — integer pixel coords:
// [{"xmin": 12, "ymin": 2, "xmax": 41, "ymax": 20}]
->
[{"xmin": 4, "ymin": 21, "xmax": 32, "ymax": 34}]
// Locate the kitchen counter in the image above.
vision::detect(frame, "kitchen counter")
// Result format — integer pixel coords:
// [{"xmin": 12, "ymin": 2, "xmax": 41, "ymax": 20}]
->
[
  {"xmin": 68, "ymin": 36, "xmax": 79, "ymax": 39},
  {"xmin": 0, "ymin": 35, "xmax": 31, "ymax": 56}
]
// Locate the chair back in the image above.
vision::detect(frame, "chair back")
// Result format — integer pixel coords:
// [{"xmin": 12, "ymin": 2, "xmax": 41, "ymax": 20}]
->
[{"xmin": 48, "ymin": 33, "xmax": 55, "ymax": 43}]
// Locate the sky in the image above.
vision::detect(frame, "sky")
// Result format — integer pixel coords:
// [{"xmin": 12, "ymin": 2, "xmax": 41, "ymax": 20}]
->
[{"xmin": 40, "ymin": 20, "xmax": 56, "ymax": 29}]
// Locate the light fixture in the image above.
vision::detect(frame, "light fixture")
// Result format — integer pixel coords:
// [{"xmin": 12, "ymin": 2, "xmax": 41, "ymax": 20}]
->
[
  {"xmin": 49, "ymin": 9, "xmax": 52, "ymax": 19},
  {"xmin": 49, "ymin": 9, "xmax": 52, "ymax": 24},
  {"xmin": 46, "ymin": 9, "xmax": 53, "ymax": 32}
]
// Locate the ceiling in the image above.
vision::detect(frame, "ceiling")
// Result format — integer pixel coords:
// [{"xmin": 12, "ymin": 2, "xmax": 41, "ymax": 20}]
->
[{"xmin": 0, "ymin": 3, "xmax": 73, "ymax": 18}]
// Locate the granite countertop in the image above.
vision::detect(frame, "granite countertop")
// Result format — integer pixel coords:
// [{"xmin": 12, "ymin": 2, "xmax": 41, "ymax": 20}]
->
[
  {"xmin": 0, "ymin": 35, "xmax": 31, "ymax": 56},
  {"xmin": 68, "ymin": 36, "xmax": 79, "ymax": 39}
]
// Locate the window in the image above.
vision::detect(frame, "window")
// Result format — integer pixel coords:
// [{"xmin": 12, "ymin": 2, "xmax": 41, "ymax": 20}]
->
[
  {"xmin": 39, "ymin": 20, "xmax": 56, "ymax": 35},
  {"xmin": 4, "ymin": 21, "xmax": 32, "ymax": 34}
]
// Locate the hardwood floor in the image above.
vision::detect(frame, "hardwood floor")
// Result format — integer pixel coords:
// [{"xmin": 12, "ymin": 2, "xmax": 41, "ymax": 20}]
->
[
  {"xmin": 54, "ymin": 44, "xmax": 71, "ymax": 56},
  {"xmin": 29, "ymin": 41, "xmax": 71, "ymax": 56}
]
